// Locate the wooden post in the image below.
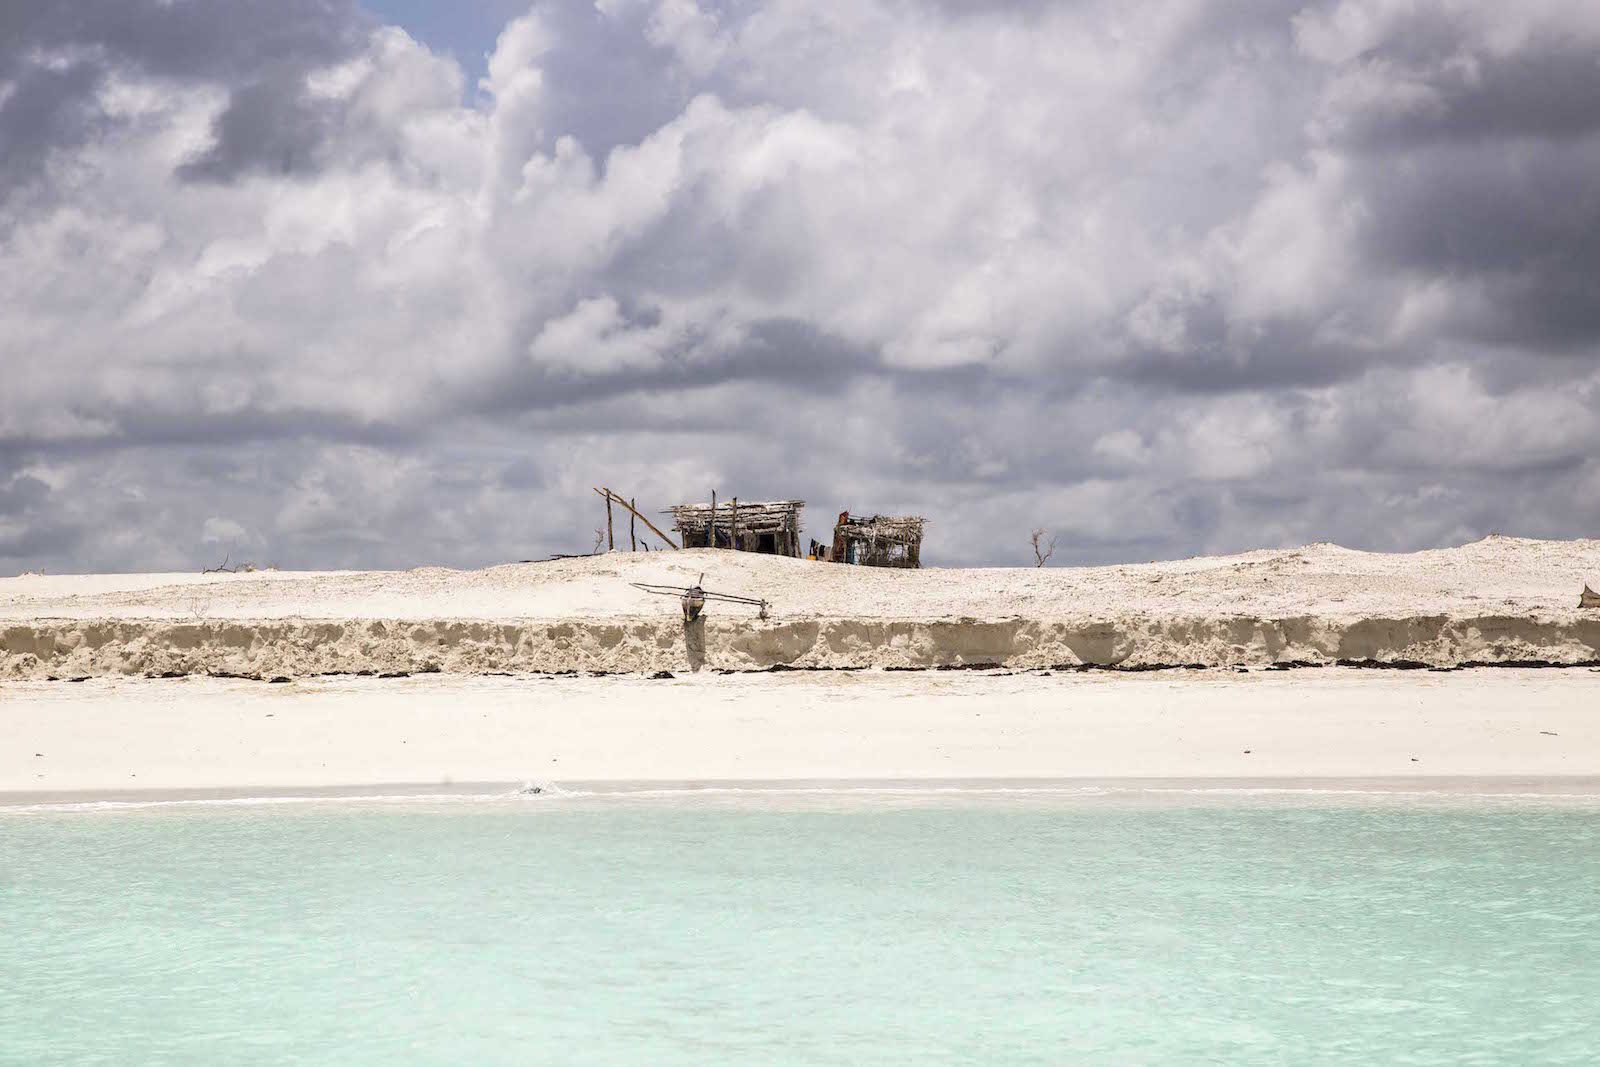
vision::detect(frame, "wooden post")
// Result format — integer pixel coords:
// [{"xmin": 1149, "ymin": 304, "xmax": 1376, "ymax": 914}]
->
[
  {"xmin": 710, "ymin": 490, "xmax": 716, "ymax": 548},
  {"xmin": 606, "ymin": 493, "xmax": 614, "ymax": 551},
  {"xmin": 630, "ymin": 498, "xmax": 637, "ymax": 551},
  {"xmin": 593, "ymin": 489, "xmax": 680, "ymax": 549},
  {"xmin": 730, "ymin": 497, "xmax": 738, "ymax": 553}
]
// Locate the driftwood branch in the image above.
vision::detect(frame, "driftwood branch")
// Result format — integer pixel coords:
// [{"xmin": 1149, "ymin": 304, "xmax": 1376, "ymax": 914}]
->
[{"xmin": 202, "ymin": 550, "xmax": 257, "ymax": 574}]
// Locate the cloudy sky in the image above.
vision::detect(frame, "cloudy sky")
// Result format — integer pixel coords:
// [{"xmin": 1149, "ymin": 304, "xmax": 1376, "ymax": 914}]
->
[{"xmin": 3, "ymin": 0, "xmax": 1598, "ymax": 572}]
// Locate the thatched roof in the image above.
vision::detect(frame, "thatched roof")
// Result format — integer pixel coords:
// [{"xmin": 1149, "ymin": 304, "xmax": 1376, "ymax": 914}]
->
[
  {"xmin": 834, "ymin": 514, "xmax": 925, "ymax": 545},
  {"xmin": 666, "ymin": 499, "xmax": 804, "ymax": 533}
]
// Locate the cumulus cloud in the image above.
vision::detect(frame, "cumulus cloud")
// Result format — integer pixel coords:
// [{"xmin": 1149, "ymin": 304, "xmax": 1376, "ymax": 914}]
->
[{"xmin": 1, "ymin": 0, "xmax": 1597, "ymax": 572}]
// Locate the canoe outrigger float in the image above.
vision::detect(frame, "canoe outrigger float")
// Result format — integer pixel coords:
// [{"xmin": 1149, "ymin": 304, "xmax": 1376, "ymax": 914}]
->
[{"xmin": 631, "ymin": 574, "xmax": 770, "ymax": 622}]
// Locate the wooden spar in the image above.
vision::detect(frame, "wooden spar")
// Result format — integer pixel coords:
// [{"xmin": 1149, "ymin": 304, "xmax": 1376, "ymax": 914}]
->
[
  {"xmin": 730, "ymin": 496, "xmax": 738, "ymax": 551},
  {"xmin": 605, "ymin": 493, "xmax": 614, "ymax": 551},
  {"xmin": 710, "ymin": 490, "xmax": 717, "ymax": 548},
  {"xmin": 630, "ymin": 497, "xmax": 638, "ymax": 551},
  {"xmin": 597, "ymin": 488, "xmax": 676, "ymax": 548},
  {"xmin": 593, "ymin": 488, "xmax": 680, "ymax": 549}
]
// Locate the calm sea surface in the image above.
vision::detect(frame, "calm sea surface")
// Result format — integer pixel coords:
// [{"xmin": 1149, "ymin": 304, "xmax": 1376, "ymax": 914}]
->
[{"xmin": 3, "ymin": 793, "xmax": 1598, "ymax": 1064}]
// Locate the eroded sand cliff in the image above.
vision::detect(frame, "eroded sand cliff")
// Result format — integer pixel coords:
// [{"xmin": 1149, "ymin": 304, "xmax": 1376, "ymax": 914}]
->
[{"xmin": 4, "ymin": 537, "xmax": 1598, "ymax": 678}]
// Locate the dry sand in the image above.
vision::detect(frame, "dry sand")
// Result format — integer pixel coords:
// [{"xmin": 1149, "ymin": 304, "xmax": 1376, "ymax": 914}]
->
[
  {"xmin": 4, "ymin": 669, "xmax": 1599, "ymax": 799},
  {"xmin": 4, "ymin": 537, "xmax": 1599, "ymax": 801},
  {"xmin": 4, "ymin": 537, "xmax": 1600, "ymax": 677}
]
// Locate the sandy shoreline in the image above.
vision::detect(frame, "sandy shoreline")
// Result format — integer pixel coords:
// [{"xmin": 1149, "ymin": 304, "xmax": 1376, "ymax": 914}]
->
[
  {"xmin": 12, "ymin": 780, "xmax": 1600, "ymax": 812},
  {"xmin": 5, "ymin": 538, "xmax": 1600, "ymax": 677},
  {"xmin": 5, "ymin": 668, "xmax": 1597, "ymax": 798},
  {"xmin": 6, "ymin": 539, "xmax": 1597, "ymax": 804}
]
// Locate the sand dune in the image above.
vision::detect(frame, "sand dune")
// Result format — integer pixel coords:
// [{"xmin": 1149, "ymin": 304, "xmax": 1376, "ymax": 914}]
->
[{"xmin": 3, "ymin": 537, "xmax": 1599, "ymax": 678}]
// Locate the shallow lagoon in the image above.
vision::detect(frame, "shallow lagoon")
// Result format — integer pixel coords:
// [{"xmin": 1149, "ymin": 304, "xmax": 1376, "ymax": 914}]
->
[{"xmin": 3, "ymin": 793, "xmax": 1598, "ymax": 1064}]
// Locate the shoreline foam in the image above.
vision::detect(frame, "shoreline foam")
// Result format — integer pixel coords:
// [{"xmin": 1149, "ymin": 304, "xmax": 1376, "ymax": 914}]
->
[{"xmin": 10, "ymin": 776, "xmax": 1600, "ymax": 813}]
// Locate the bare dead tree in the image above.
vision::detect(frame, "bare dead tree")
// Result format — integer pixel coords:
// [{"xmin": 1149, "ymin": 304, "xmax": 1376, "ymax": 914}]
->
[
  {"xmin": 202, "ymin": 550, "xmax": 257, "ymax": 574},
  {"xmin": 1031, "ymin": 528, "xmax": 1057, "ymax": 567},
  {"xmin": 592, "ymin": 527, "xmax": 606, "ymax": 555}
]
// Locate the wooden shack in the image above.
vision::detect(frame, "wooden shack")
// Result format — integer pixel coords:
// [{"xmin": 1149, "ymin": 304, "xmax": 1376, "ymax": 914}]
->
[
  {"xmin": 667, "ymin": 499, "xmax": 805, "ymax": 557},
  {"xmin": 831, "ymin": 512, "xmax": 925, "ymax": 568}
]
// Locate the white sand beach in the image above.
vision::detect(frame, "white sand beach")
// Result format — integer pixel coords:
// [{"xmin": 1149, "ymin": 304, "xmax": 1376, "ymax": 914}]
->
[
  {"xmin": 5, "ymin": 537, "xmax": 1599, "ymax": 800},
  {"xmin": 8, "ymin": 535, "xmax": 1600, "ymax": 623},
  {"xmin": 3, "ymin": 536, "xmax": 1600, "ymax": 678},
  {"xmin": 4, "ymin": 668, "xmax": 1599, "ymax": 798}
]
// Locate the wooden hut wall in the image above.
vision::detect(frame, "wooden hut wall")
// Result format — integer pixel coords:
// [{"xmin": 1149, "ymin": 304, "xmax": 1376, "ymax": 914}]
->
[
  {"xmin": 832, "ymin": 516, "xmax": 925, "ymax": 568},
  {"xmin": 666, "ymin": 501, "xmax": 804, "ymax": 556}
]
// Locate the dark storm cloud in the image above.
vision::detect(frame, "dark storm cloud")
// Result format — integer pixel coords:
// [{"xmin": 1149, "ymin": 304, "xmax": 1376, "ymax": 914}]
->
[
  {"xmin": 0, "ymin": 0, "xmax": 370, "ymax": 191},
  {"xmin": 1316, "ymin": 20, "xmax": 1600, "ymax": 354},
  {"xmin": 1365, "ymin": 143, "xmax": 1600, "ymax": 275},
  {"xmin": 0, "ymin": 473, "xmax": 78, "ymax": 567},
  {"xmin": 1318, "ymin": 15, "xmax": 1600, "ymax": 149},
  {"xmin": 176, "ymin": 69, "xmax": 343, "ymax": 181},
  {"xmin": 1114, "ymin": 309, "xmax": 1385, "ymax": 395},
  {"xmin": 0, "ymin": 0, "xmax": 365, "ymax": 80},
  {"xmin": 0, "ymin": 474, "xmax": 50, "ymax": 515},
  {"xmin": 0, "ymin": 61, "xmax": 107, "ymax": 190},
  {"xmin": 0, "ymin": 406, "xmax": 415, "ymax": 459},
  {"xmin": 0, "ymin": 520, "xmax": 83, "ymax": 564},
  {"xmin": 1365, "ymin": 48, "xmax": 1600, "ymax": 148}
]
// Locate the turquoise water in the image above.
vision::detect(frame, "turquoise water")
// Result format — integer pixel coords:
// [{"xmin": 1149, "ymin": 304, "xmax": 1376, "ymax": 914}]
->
[{"xmin": 3, "ymin": 795, "xmax": 1599, "ymax": 1064}]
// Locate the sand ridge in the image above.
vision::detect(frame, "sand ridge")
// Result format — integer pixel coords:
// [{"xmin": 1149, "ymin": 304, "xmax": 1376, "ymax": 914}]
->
[{"xmin": 3, "ymin": 537, "xmax": 1599, "ymax": 678}]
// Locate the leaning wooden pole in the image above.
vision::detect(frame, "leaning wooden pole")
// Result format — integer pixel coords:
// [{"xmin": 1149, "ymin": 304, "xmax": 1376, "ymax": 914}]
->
[
  {"xmin": 730, "ymin": 496, "xmax": 739, "ymax": 552},
  {"xmin": 593, "ymin": 488, "xmax": 679, "ymax": 549},
  {"xmin": 606, "ymin": 493, "xmax": 614, "ymax": 551},
  {"xmin": 710, "ymin": 490, "xmax": 717, "ymax": 548},
  {"xmin": 630, "ymin": 498, "xmax": 638, "ymax": 551}
]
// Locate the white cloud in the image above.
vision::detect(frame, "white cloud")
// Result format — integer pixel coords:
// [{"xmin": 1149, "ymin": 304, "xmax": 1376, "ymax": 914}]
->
[
  {"xmin": 646, "ymin": 0, "xmax": 729, "ymax": 78},
  {"xmin": 200, "ymin": 517, "xmax": 249, "ymax": 545},
  {"xmin": 529, "ymin": 296, "xmax": 669, "ymax": 375},
  {"xmin": 1, "ymin": 0, "xmax": 1598, "ymax": 570}
]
